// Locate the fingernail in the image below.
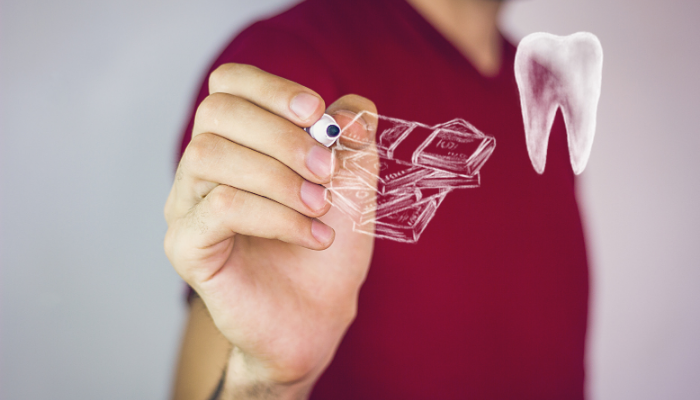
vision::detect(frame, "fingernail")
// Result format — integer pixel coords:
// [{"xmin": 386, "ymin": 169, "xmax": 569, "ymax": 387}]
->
[
  {"xmin": 300, "ymin": 181, "xmax": 328, "ymax": 212},
  {"xmin": 290, "ymin": 93, "xmax": 320, "ymax": 121},
  {"xmin": 311, "ymin": 219, "xmax": 334, "ymax": 244},
  {"xmin": 306, "ymin": 146, "xmax": 333, "ymax": 179}
]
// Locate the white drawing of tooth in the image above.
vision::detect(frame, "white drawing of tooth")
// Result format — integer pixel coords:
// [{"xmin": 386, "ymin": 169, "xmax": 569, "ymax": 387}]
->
[{"xmin": 515, "ymin": 32, "xmax": 603, "ymax": 175}]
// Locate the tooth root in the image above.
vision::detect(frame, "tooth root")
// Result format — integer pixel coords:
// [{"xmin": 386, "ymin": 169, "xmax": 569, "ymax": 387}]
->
[
  {"xmin": 560, "ymin": 33, "xmax": 603, "ymax": 174},
  {"xmin": 515, "ymin": 54, "xmax": 561, "ymax": 174},
  {"xmin": 515, "ymin": 32, "xmax": 603, "ymax": 175},
  {"xmin": 560, "ymin": 87, "xmax": 597, "ymax": 175}
]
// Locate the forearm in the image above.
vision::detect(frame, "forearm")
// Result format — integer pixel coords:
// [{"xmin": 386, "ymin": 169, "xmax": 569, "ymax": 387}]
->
[{"xmin": 172, "ymin": 295, "xmax": 232, "ymax": 400}]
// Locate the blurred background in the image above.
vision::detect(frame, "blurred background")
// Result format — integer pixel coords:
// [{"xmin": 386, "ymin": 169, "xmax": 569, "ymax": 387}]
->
[{"xmin": 1, "ymin": 0, "xmax": 698, "ymax": 398}]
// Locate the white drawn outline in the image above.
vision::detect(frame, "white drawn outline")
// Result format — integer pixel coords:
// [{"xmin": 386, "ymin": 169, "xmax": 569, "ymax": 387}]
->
[
  {"xmin": 515, "ymin": 32, "xmax": 603, "ymax": 175},
  {"xmin": 328, "ymin": 112, "xmax": 496, "ymax": 244},
  {"xmin": 326, "ymin": 32, "xmax": 602, "ymax": 243}
]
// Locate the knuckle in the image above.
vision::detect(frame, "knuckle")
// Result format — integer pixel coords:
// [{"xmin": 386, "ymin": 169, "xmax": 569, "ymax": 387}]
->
[
  {"xmin": 163, "ymin": 193, "xmax": 177, "ymax": 223},
  {"xmin": 163, "ymin": 226, "xmax": 177, "ymax": 262},
  {"xmin": 195, "ymin": 92, "xmax": 246, "ymax": 131},
  {"xmin": 183, "ymin": 133, "xmax": 218, "ymax": 165},
  {"xmin": 208, "ymin": 63, "xmax": 233, "ymax": 93},
  {"xmin": 206, "ymin": 185, "xmax": 239, "ymax": 216},
  {"xmin": 163, "ymin": 224, "xmax": 188, "ymax": 277},
  {"xmin": 270, "ymin": 347, "xmax": 319, "ymax": 384},
  {"xmin": 195, "ymin": 92, "xmax": 226, "ymax": 123}
]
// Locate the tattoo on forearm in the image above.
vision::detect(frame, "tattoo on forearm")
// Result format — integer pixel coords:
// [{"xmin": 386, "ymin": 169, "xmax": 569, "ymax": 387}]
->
[{"xmin": 208, "ymin": 368, "xmax": 226, "ymax": 400}]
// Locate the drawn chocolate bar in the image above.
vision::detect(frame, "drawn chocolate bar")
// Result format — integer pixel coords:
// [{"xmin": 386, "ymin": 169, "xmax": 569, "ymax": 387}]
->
[
  {"xmin": 418, "ymin": 170, "xmax": 480, "ymax": 189},
  {"xmin": 333, "ymin": 111, "xmax": 495, "ymax": 244},
  {"xmin": 327, "ymin": 186, "xmax": 377, "ymax": 221},
  {"xmin": 353, "ymin": 190, "xmax": 449, "ymax": 243},
  {"xmin": 329, "ymin": 183, "xmax": 446, "ymax": 224},
  {"xmin": 344, "ymin": 151, "xmax": 433, "ymax": 194},
  {"xmin": 412, "ymin": 119, "xmax": 496, "ymax": 177},
  {"xmin": 344, "ymin": 149, "xmax": 480, "ymax": 194},
  {"xmin": 375, "ymin": 116, "xmax": 496, "ymax": 177},
  {"xmin": 329, "ymin": 186, "xmax": 416, "ymax": 222},
  {"xmin": 372, "ymin": 114, "xmax": 422, "ymax": 157},
  {"xmin": 329, "ymin": 167, "xmax": 368, "ymax": 190},
  {"xmin": 357, "ymin": 187, "xmax": 448, "ymax": 225}
]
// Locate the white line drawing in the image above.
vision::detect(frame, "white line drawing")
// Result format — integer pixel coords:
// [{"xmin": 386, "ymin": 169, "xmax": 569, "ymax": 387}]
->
[
  {"xmin": 326, "ymin": 33, "xmax": 602, "ymax": 243},
  {"xmin": 515, "ymin": 32, "xmax": 603, "ymax": 175},
  {"xmin": 328, "ymin": 112, "xmax": 495, "ymax": 243}
]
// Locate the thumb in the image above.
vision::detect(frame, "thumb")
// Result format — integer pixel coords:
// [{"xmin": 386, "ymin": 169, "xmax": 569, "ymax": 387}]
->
[
  {"xmin": 321, "ymin": 95, "xmax": 381, "ymax": 229},
  {"xmin": 326, "ymin": 94, "xmax": 378, "ymax": 150}
]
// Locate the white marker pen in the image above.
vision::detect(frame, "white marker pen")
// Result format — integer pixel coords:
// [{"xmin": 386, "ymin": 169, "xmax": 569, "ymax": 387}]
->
[{"xmin": 305, "ymin": 113, "xmax": 341, "ymax": 147}]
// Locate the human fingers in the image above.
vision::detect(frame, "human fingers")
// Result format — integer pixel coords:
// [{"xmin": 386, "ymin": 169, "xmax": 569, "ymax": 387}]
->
[
  {"xmin": 167, "ymin": 184, "xmax": 335, "ymax": 281},
  {"xmin": 326, "ymin": 94, "xmax": 378, "ymax": 150},
  {"xmin": 193, "ymin": 92, "xmax": 337, "ymax": 184},
  {"xmin": 179, "ymin": 132, "xmax": 332, "ymax": 218},
  {"xmin": 208, "ymin": 63, "xmax": 326, "ymax": 127}
]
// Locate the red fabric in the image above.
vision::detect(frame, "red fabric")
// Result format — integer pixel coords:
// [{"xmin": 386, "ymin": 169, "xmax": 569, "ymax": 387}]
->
[{"xmin": 178, "ymin": 0, "xmax": 589, "ymax": 398}]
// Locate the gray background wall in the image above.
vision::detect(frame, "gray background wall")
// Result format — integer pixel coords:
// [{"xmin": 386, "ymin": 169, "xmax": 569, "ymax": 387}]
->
[{"xmin": 1, "ymin": 0, "xmax": 698, "ymax": 399}]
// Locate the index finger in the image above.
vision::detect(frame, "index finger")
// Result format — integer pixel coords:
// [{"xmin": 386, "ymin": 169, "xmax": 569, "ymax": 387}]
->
[{"xmin": 209, "ymin": 63, "xmax": 326, "ymax": 127}]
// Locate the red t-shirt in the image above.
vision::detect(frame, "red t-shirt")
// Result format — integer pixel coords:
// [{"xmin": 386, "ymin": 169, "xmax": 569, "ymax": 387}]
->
[{"xmin": 178, "ymin": 0, "xmax": 589, "ymax": 398}]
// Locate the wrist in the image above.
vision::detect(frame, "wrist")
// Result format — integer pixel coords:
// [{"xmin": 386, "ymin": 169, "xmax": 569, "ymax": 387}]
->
[{"xmin": 219, "ymin": 347, "xmax": 316, "ymax": 400}]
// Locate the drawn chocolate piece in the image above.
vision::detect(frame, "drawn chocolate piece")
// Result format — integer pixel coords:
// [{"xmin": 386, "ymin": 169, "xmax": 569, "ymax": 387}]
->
[
  {"xmin": 327, "ymin": 187, "xmax": 377, "ymax": 221},
  {"xmin": 372, "ymin": 190, "xmax": 419, "ymax": 220},
  {"xmin": 328, "ymin": 186, "xmax": 416, "ymax": 222},
  {"xmin": 353, "ymin": 190, "xmax": 449, "ymax": 243},
  {"xmin": 329, "ymin": 181, "xmax": 448, "ymax": 225},
  {"xmin": 344, "ymin": 151, "xmax": 434, "ymax": 194},
  {"xmin": 375, "ymin": 116, "xmax": 496, "ymax": 177},
  {"xmin": 374, "ymin": 114, "xmax": 422, "ymax": 158},
  {"xmin": 358, "ymin": 187, "xmax": 448, "ymax": 225},
  {"xmin": 340, "ymin": 150, "xmax": 378, "ymax": 188},
  {"xmin": 416, "ymin": 170, "xmax": 480, "ymax": 189},
  {"xmin": 332, "ymin": 110, "xmax": 496, "ymax": 244},
  {"xmin": 383, "ymin": 123, "xmax": 433, "ymax": 161},
  {"xmin": 330, "ymin": 166, "xmax": 369, "ymax": 190},
  {"xmin": 412, "ymin": 119, "xmax": 496, "ymax": 177}
]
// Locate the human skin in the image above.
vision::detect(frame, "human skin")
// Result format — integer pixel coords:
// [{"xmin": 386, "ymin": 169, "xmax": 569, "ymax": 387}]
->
[
  {"xmin": 165, "ymin": 64, "xmax": 380, "ymax": 399},
  {"xmin": 407, "ymin": 0, "xmax": 503, "ymax": 76},
  {"xmin": 167, "ymin": 1, "xmax": 504, "ymax": 399}
]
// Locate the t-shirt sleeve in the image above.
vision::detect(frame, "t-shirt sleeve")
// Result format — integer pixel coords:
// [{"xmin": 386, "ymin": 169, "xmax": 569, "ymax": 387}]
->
[{"xmin": 176, "ymin": 21, "xmax": 343, "ymax": 164}]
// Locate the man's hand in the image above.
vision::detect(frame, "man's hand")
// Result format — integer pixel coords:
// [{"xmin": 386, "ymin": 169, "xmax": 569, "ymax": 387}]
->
[{"xmin": 164, "ymin": 63, "xmax": 378, "ymax": 399}]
